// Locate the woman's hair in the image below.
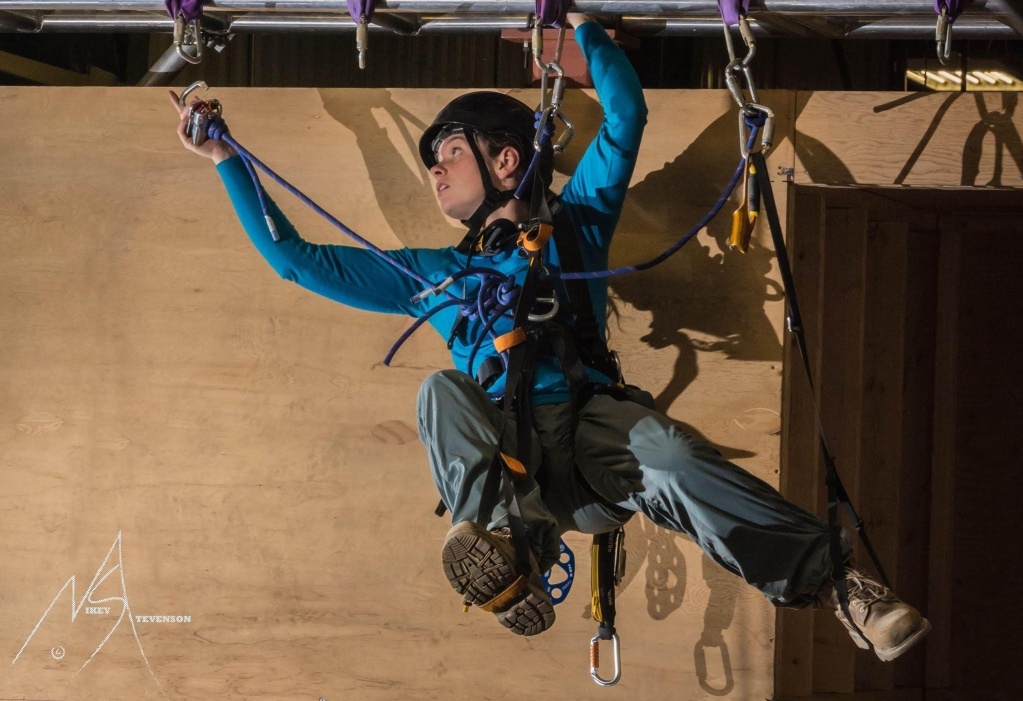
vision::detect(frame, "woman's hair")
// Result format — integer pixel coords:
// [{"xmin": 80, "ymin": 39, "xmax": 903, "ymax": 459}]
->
[{"xmin": 477, "ymin": 130, "xmax": 532, "ymax": 183}]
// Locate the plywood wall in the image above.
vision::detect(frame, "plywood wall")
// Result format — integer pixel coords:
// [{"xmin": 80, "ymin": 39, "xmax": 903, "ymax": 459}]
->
[
  {"xmin": 0, "ymin": 87, "xmax": 789, "ymax": 701},
  {"xmin": 6, "ymin": 84, "xmax": 1017, "ymax": 701}
]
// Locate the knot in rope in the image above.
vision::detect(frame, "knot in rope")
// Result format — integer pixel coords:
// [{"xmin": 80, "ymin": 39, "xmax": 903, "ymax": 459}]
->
[{"xmin": 205, "ymin": 116, "xmax": 229, "ymax": 142}]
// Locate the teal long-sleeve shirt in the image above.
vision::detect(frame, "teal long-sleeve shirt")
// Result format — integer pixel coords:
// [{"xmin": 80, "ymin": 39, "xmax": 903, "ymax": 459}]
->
[{"xmin": 217, "ymin": 21, "xmax": 647, "ymax": 405}]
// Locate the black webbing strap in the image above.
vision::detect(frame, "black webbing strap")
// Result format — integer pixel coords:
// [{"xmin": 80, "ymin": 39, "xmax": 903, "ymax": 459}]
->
[
  {"xmin": 750, "ymin": 151, "xmax": 889, "ymax": 646},
  {"xmin": 549, "ymin": 203, "xmax": 620, "ymax": 382},
  {"xmin": 592, "ymin": 527, "xmax": 623, "ymax": 638},
  {"xmin": 454, "ymin": 128, "xmax": 517, "ymax": 255}
]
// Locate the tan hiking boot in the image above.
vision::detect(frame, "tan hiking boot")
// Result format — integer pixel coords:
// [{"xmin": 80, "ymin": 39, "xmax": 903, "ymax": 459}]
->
[
  {"xmin": 830, "ymin": 568, "xmax": 931, "ymax": 662},
  {"xmin": 441, "ymin": 521, "xmax": 555, "ymax": 636}
]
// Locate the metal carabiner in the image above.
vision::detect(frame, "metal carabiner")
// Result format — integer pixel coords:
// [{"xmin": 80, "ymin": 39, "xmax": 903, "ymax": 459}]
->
[
  {"xmin": 173, "ymin": 16, "xmax": 203, "ymax": 65},
  {"xmin": 553, "ymin": 110, "xmax": 574, "ymax": 153},
  {"xmin": 178, "ymin": 80, "xmax": 208, "ymax": 108},
  {"xmin": 589, "ymin": 632, "xmax": 622, "ymax": 687},
  {"xmin": 533, "ymin": 105, "xmax": 556, "ymax": 152},
  {"xmin": 528, "ymin": 296, "xmax": 560, "ymax": 322},
  {"xmin": 936, "ymin": 7, "xmax": 952, "ymax": 66},
  {"xmin": 738, "ymin": 103, "xmax": 775, "ymax": 159},
  {"xmin": 356, "ymin": 14, "xmax": 369, "ymax": 70},
  {"xmin": 722, "ymin": 16, "xmax": 757, "ymax": 109}
]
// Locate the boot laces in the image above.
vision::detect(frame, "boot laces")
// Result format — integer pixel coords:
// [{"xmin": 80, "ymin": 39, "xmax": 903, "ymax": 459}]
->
[{"xmin": 845, "ymin": 569, "xmax": 895, "ymax": 613}]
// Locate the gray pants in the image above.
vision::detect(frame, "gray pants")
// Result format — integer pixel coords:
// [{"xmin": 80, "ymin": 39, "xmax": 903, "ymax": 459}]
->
[{"xmin": 417, "ymin": 369, "xmax": 843, "ymax": 608}]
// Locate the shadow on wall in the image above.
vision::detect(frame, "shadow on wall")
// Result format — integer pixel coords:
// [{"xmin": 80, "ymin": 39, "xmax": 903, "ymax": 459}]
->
[
  {"xmin": 318, "ymin": 88, "xmax": 462, "ymax": 249},
  {"xmin": 560, "ymin": 91, "xmax": 784, "ymax": 428}
]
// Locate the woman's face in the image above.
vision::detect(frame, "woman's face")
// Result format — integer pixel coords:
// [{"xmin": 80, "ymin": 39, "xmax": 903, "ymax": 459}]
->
[{"xmin": 430, "ymin": 132, "xmax": 487, "ymax": 221}]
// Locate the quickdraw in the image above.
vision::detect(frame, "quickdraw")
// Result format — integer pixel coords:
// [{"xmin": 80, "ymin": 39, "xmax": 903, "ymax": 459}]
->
[{"xmin": 589, "ymin": 527, "xmax": 625, "ymax": 686}]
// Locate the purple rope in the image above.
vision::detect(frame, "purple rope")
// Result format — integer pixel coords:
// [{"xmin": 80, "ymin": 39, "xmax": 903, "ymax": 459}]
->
[
  {"xmin": 165, "ymin": 0, "xmax": 203, "ymax": 22},
  {"xmin": 514, "ymin": 112, "xmax": 557, "ymax": 200},
  {"xmin": 718, "ymin": 0, "xmax": 751, "ymax": 25},
  {"xmin": 347, "ymin": 0, "xmax": 375, "ymax": 22},
  {"xmin": 536, "ymin": 0, "xmax": 571, "ymax": 28},
  {"xmin": 934, "ymin": 0, "xmax": 973, "ymax": 20}
]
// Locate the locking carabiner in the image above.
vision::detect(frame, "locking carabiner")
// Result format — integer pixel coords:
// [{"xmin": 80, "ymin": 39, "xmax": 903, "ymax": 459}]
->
[
  {"xmin": 738, "ymin": 103, "xmax": 775, "ymax": 159},
  {"xmin": 936, "ymin": 7, "xmax": 953, "ymax": 66},
  {"xmin": 173, "ymin": 16, "xmax": 203, "ymax": 65},
  {"xmin": 589, "ymin": 631, "xmax": 622, "ymax": 687},
  {"xmin": 723, "ymin": 16, "xmax": 758, "ymax": 109}
]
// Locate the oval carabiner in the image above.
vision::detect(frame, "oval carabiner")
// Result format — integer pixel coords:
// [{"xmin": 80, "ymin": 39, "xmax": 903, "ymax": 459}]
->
[
  {"xmin": 533, "ymin": 106, "xmax": 556, "ymax": 153},
  {"xmin": 739, "ymin": 103, "xmax": 775, "ymax": 159},
  {"xmin": 528, "ymin": 296, "xmax": 559, "ymax": 323},
  {"xmin": 178, "ymin": 80, "xmax": 208, "ymax": 108},
  {"xmin": 589, "ymin": 632, "xmax": 622, "ymax": 687}
]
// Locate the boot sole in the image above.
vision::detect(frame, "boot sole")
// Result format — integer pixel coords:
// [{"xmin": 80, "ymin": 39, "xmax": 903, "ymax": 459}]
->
[{"xmin": 441, "ymin": 522, "xmax": 555, "ymax": 636}]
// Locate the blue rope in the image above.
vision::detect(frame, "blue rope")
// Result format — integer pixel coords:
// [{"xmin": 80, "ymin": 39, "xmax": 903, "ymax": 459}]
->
[
  {"xmin": 562, "ymin": 122, "xmax": 760, "ymax": 281},
  {"xmin": 204, "ymin": 114, "xmax": 759, "ymax": 369}
]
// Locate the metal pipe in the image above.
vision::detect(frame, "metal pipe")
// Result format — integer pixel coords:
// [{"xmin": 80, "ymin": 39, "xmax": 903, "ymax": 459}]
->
[
  {"xmin": 0, "ymin": 0, "xmax": 1015, "ymax": 18},
  {"xmin": 988, "ymin": 0, "xmax": 1023, "ymax": 38},
  {"xmin": 0, "ymin": 1, "xmax": 940, "ymax": 13},
  {"xmin": 0, "ymin": 9, "xmax": 36, "ymax": 29},
  {"xmin": 30, "ymin": 12, "xmax": 1018, "ymax": 38},
  {"xmin": 136, "ymin": 41, "xmax": 191, "ymax": 86},
  {"xmin": 844, "ymin": 17, "xmax": 1018, "ymax": 38}
]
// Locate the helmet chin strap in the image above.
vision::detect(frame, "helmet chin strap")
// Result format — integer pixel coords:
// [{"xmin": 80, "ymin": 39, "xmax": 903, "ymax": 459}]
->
[{"xmin": 455, "ymin": 127, "xmax": 519, "ymax": 254}]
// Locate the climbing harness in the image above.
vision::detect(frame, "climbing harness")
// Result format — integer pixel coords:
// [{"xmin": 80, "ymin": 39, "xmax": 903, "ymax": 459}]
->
[
  {"xmin": 165, "ymin": 0, "xmax": 205, "ymax": 65},
  {"xmin": 935, "ymin": 1, "xmax": 974, "ymax": 66},
  {"xmin": 589, "ymin": 527, "xmax": 625, "ymax": 686},
  {"xmin": 347, "ymin": 0, "xmax": 375, "ymax": 69}
]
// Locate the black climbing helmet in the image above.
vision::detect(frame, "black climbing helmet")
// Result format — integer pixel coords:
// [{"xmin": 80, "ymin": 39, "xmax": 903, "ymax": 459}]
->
[{"xmin": 418, "ymin": 91, "xmax": 539, "ymax": 174}]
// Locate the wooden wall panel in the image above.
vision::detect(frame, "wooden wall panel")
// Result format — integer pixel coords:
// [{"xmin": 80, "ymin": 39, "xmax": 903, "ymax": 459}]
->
[
  {"xmin": 854, "ymin": 218, "xmax": 909, "ymax": 693},
  {"xmin": 776, "ymin": 191, "xmax": 825, "ymax": 699},
  {"xmin": 0, "ymin": 87, "xmax": 789, "ymax": 701},
  {"xmin": 811, "ymin": 207, "xmax": 867, "ymax": 695},
  {"xmin": 793, "ymin": 92, "xmax": 1023, "ymax": 189}
]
